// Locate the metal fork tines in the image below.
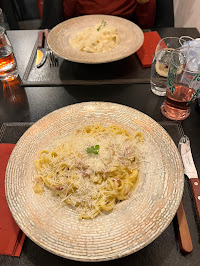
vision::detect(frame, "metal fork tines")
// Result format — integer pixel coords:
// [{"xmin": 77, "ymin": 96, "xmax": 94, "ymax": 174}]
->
[
  {"xmin": 48, "ymin": 50, "xmax": 59, "ymax": 67},
  {"xmin": 44, "ymin": 29, "xmax": 59, "ymax": 67}
]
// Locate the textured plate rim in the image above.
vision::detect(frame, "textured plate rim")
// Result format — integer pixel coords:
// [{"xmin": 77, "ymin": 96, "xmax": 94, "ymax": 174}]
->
[{"xmin": 47, "ymin": 15, "xmax": 144, "ymax": 64}]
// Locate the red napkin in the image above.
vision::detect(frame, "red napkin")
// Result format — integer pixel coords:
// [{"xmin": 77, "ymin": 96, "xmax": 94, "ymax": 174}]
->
[
  {"xmin": 0, "ymin": 143, "xmax": 26, "ymax": 257},
  {"xmin": 136, "ymin": 31, "xmax": 161, "ymax": 68}
]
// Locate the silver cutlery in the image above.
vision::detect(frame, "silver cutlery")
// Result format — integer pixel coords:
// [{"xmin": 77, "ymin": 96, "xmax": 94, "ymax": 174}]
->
[
  {"xmin": 36, "ymin": 31, "xmax": 47, "ymax": 68},
  {"xmin": 44, "ymin": 29, "xmax": 59, "ymax": 67},
  {"xmin": 176, "ymin": 201, "xmax": 193, "ymax": 253},
  {"xmin": 178, "ymin": 135, "xmax": 200, "ymax": 223}
]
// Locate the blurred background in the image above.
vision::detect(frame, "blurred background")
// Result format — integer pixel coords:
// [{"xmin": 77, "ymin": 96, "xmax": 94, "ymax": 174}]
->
[
  {"xmin": 0, "ymin": 0, "xmax": 41, "ymax": 30},
  {"xmin": 0, "ymin": 0, "xmax": 200, "ymax": 31}
]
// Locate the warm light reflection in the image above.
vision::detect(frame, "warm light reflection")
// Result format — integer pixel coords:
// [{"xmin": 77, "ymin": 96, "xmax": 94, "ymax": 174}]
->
[
  {"xmin": 0, "ymin": 33, "xmax": 18, "ymax": 81},
  {"xmin": 0, "ymin": 52, "xmax": 15, "ymax": 72},
  {"xmin": 36, "ymin": 50, "xmax": 44, "ymax": 65},
  {"xmin": 2, "ymin": 77, "xmax": 28, "ymax": 107}
]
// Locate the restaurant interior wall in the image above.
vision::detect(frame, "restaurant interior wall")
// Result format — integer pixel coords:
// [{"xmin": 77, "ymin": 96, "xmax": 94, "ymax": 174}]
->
[{"xmin": 174, "ymin": 0, "xmax": 200, "ymax": 32}]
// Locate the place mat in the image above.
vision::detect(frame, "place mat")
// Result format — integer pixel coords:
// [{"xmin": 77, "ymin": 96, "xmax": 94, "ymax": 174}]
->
[
  {"xmin": 21, "ymin": 38, "xmax": 151, "ymax": 87},
  {"xmin": 136, "ymin": 31, "xmax": 161, "ymax": 68},
  {"xmin": 0, "ymin": 122, "xmax": 33, "ymax": 143},
  {"xmin": 0, "ymin": 143, "xmax": 26, "ymax": 257}
]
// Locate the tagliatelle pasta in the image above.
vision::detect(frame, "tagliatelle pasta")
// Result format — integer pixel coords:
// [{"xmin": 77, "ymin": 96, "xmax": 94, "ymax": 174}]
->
[
  {"xmin": 33, "ymin": 124, "xmax": 143, "ymax": 219},
  {"xmin": 69, "ymin": 20, "xmax": 120, "ymax": 53}
]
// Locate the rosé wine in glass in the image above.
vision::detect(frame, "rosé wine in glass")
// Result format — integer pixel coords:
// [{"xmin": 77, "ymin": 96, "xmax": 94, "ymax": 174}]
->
[
  {"xmin": 161, "ymin": 84, "xmax": 196, "ymax": 120},
  {"xmin": 161, "ymin": 47, "xmax": 200, "ymax": 120}
]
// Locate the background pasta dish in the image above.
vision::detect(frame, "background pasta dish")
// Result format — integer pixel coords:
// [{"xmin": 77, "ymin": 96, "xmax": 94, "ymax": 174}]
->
[
  {"xmin": 69, "ymin": 20, "xmax": 120, "ymax": 53},
  {"xmin": 33, "ymin": 124, "xmax": 143, "ymax": 219}
]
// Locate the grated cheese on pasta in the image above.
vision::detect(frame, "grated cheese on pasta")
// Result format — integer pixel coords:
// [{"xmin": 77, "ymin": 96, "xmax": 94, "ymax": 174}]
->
[
  {"xmin": 33, "ymin": 124, "xmax": 143, "ymax": 219},
  {"xmin": 69, "ymin": 21, "xmax": 120, "ymax": 53}
]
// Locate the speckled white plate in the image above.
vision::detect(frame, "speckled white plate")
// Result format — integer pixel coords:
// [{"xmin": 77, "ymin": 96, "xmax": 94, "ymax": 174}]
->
[
  {"xmin": 47, "ymin": 15, "xmax": 144, "ymax": 64},
  {"xmin": 5, "ymin": 102, "xmax": 184, "ymax": 262}
]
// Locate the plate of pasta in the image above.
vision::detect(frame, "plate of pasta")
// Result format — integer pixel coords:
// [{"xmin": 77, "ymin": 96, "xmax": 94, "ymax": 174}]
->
[
  {"xmin": 47, "ymin": 15, "xmax": 144, "ymax": 63},
  {"xmin": 5, "ymin": 102, "xmax": 184, "ymax": 261}
]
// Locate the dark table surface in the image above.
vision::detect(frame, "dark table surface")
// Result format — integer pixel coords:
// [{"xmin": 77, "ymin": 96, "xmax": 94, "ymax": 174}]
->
[
  {"xmin": 1, "ymin": 28, "xmax": 200, "ymax": 266},
  {"xmin": 7, "ymin": 27, "xmax": 200, "ymax": 87}
]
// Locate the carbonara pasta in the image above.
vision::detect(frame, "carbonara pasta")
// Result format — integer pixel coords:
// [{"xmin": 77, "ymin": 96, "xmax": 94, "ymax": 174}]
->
[
  {"xmin": 33, "ymin": 124, "xmax": 143, "ymax": 219},
  {"xmin": 69, "ymin": 20, "xmax": 120, "ymax": 53}
]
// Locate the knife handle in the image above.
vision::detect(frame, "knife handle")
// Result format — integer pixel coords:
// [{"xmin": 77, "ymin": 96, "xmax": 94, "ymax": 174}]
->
[
  {"xmin": 44, "ymin": 29, "xmax": 49, "ymax": 39},
  {"xmin": 38, "ymin": 31, "xmax": 44, "ymax": 48},
  {"xmin": 176, "ymin": 201, "xmax": 193, "ymax": 253},
  {"xmin": 189, "ymin": 178, "xmax": 200, "ymax": 222}
]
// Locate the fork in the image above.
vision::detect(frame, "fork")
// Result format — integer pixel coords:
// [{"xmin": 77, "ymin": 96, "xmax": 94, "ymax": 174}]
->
[{"xmin": 44, "ymin": 29, "xmax": 59, "ymax": 67}]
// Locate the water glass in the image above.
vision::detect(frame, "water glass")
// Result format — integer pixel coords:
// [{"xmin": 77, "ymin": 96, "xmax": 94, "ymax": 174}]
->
[
  {"xmin": 0, "ymin": 8, "xmax": 5, "ymax": 34},
  {"xmin": 150, "ymin": 37, "xmax": 185, "ymax": 96},
  {"xmin": 161, "ymin": 47, "xmax": 200, "ymax": 120},
  {"xmin": 0, "ymin": 32, "xmax": 18, "ymax": 81}
]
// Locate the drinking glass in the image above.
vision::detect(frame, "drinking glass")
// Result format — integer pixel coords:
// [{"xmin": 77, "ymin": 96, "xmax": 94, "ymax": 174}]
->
[
  {"xmin": 0, "ymin": 8, "xmax": 5, "ymax": 34},
  {"xmin": 0, "ymin": 32, "xmax": 18, "ymax": 81},
  {"xmin": 161, "ymin": 47, "xmax": 200, "ymax": 120},
  {"xmin": 150, "ymin": 37, "xmax": 186, "ymax": 96}
]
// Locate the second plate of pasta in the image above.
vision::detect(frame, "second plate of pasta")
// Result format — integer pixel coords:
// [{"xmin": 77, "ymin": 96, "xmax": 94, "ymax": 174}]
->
[{"xmin": 47, "ymin": 15, "xmax": 144, "ymax": 64}]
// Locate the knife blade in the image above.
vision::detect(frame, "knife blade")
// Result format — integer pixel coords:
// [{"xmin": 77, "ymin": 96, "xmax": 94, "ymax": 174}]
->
[
  {"xmin": 178, "ymin": 135, "xmax": 200, "ymax": 223},
  {"xmin": 36, "ymin": 31, "xmax": 46, "ymax": 68}
]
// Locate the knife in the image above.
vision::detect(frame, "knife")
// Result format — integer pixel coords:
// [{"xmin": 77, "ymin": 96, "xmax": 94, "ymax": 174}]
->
[
  {"xmin": 176, "ymin": 201, "xmax": 193, "ymax": 253},
  {"xmin": 36, "ymin": 31, "xmax": 47, "ymax": 68},
  {"xmin": 178, "ymin": 135, "xmax": 200, "ymax": 223}
]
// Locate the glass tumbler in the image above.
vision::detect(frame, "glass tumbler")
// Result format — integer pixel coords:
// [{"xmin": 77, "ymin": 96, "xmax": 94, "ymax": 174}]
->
[
  {"xmin": 0, "ymin": 8, "xmax": 5, "ymax": 34},
  {"xmin": 161, "ymin": 47, "xmax": 200, "ymax": 120},
  {"xmin": 0, "ymin": 32, "xmax": 18, "ymax": 81},
  {"xmin": 150, "ymin": 37, "xmax": 185, "ymax": 96}
]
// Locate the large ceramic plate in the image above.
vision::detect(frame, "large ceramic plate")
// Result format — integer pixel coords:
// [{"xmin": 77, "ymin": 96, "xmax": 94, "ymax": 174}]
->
[
  {"xmin": 5, "ymin": 102, "xmax": 184, "ymax": 262},
  {"xmin": 47, "ymin": 15, "xmax": 144, "ymax": 64}
]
